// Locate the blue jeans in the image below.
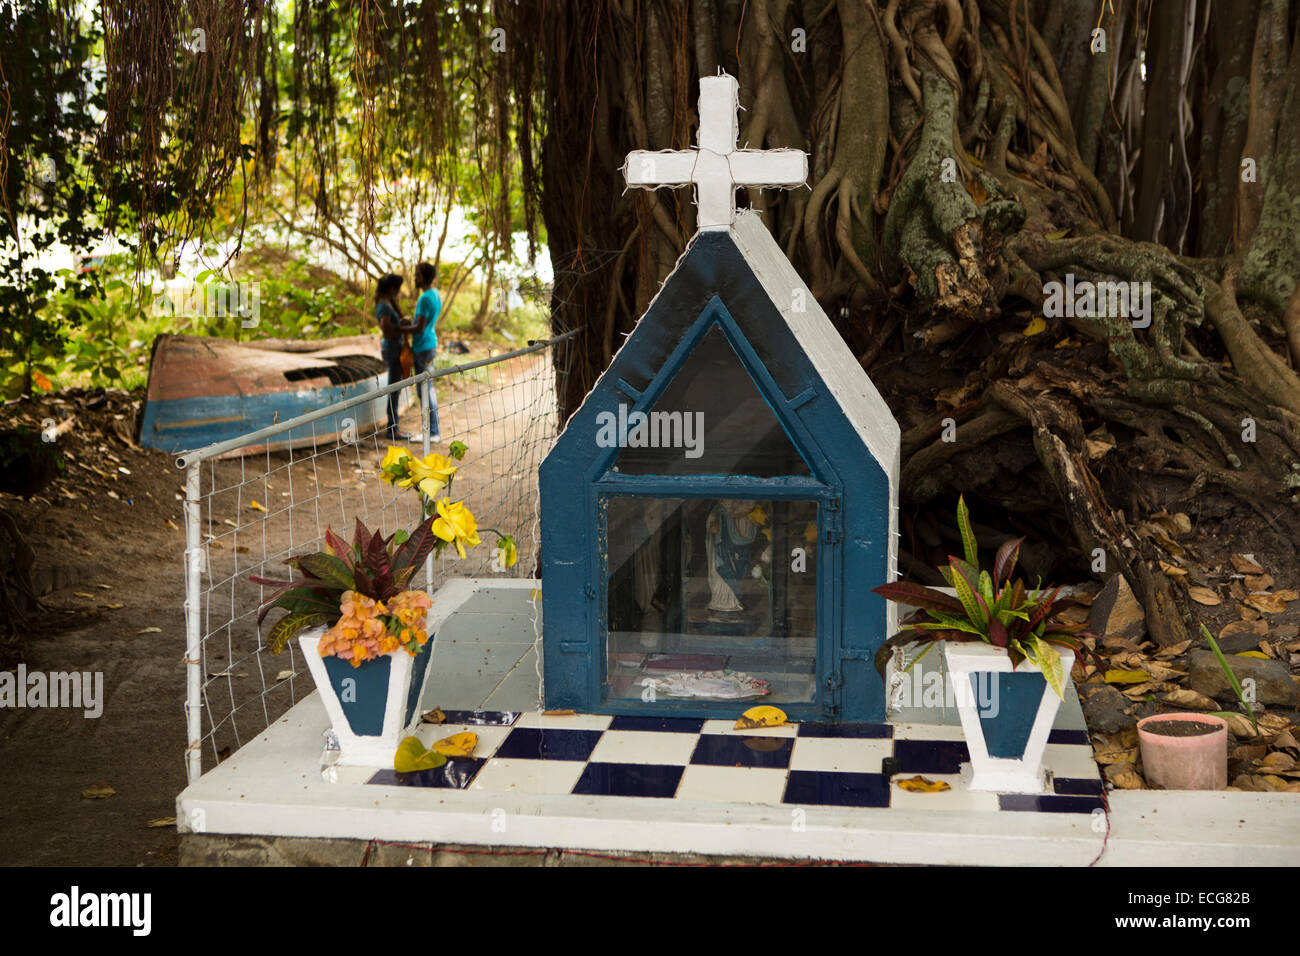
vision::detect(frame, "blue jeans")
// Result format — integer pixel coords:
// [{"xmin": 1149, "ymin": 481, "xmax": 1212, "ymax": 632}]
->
[
  {"xmin": 412, "ymin": 348, "xmax": 441, "ymax": 437},
  {"xmin": 381, "ymin": 338, "xmax": 403, "ymax": 437}
]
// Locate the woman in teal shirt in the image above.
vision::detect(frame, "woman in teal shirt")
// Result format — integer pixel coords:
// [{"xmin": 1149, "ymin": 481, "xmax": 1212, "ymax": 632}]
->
[{"xmin": 411, "ymin": 261, "xmax": 442, "ymax": 441}]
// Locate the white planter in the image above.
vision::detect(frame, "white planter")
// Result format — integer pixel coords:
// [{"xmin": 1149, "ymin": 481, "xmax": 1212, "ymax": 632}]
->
[
  {"xmin": 299, "ymin": 626, "xmax": 434, "ymax": 767},
  {"xmin": 943, "ymin": 641, "xmax": 1075, "ymax": 794}
]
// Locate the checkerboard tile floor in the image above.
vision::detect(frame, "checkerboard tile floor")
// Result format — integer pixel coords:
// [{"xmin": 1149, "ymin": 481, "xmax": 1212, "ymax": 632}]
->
[{"xmin": 361, "ymin": 712, "xmax": 1103, "ymax": 813}]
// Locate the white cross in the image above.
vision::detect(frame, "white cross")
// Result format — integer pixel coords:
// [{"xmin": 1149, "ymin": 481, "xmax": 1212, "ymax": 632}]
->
[{"xmin": 623, "ymin": 74, "xmax": 807, "ymax": 231}]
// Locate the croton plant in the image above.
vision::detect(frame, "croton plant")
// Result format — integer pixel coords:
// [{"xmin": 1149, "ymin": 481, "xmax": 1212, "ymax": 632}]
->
[
  {"xmin": 253, "ymin": 441, "xmax": 517, "ymax": 666},
  {"xmin": 872, "ymin": 496, "xmax": 1096, "ymax": 699}
]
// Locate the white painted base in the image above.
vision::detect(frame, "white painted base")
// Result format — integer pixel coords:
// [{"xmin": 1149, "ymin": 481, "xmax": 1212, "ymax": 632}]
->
[
  {"xmin": 299, "ymin": 626, "xmax": 432, "ymax": 769},
  {"xmin": 944, "ymin": 642, "xmax": 1074, "ymax": 794}
]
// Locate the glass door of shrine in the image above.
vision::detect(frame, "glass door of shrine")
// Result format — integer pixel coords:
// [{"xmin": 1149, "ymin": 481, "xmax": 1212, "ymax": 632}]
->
[{"xmin": 592, "ymin": 323, "xmax": 839, "ymax": 716}]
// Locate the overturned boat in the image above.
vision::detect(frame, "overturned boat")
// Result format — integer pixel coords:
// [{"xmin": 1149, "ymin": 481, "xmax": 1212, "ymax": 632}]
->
[{"xmin": 140, "ymin": 334, "xmax": 409, "ymax": 457}]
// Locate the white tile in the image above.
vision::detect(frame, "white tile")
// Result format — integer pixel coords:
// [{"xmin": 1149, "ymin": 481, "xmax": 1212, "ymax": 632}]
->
[
  {"xmin": 588, "ymin": 730, "xmax": 697, "ymax": 766},
  {"xmin": 701, "ymin": 718, "xmax": 797, "ymax": 738},
  {"xmin": 469, "ymin": 758, "xmax": 586, "ymax": 795},
  {"xmin": 889, "ymin": 774, "xmax": 1000, "ymax": 812},
  {"xmin": 1043, "ymin": 743, "xmax": 1101, "ymax": 780},
  {"xmin": 891, "ymin": 722, "xmax": 967, "ymax": 741},
  {"xmin": 323, "ymin": 765, "xmax": 375, "ymax": 785},
  {"xmin": 675, "ymin": 765, "xmax": 788, "ymax": 804},
  {"xmin": 515, "ymin": 711, "xmax": 613, "ymax": 732},
  {"xmin": 790, "ymin": 737, "xmax": 893, "ymax": 773},
  {"xmin": 412, "ymin": 723, "xmax": 513, "ymax": 758}
]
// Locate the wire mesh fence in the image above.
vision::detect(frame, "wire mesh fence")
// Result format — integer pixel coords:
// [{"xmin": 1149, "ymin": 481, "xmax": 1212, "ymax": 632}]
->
[{"xmin": 178, "ymin": 332, "xmax": 576, "ymax": 782}]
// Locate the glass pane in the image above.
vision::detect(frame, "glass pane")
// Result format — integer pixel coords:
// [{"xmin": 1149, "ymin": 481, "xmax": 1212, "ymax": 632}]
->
[
  {"xmin": 604, "ymin": 495, "xmax": 819, "ymax": 704},
  {"xmin": 612, "ymin": 325, "xmax": 810, "ymax": 476}
]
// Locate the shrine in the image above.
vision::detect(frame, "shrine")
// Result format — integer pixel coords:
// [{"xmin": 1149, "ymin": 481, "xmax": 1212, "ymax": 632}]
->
[{"xmin": 540, "ymin": 74, "xmax": 901, "ymax": 722}]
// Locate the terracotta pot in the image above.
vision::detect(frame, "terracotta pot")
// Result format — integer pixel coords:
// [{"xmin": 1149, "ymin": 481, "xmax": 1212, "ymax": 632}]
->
[{"xmin": 1137, "ymin": 713, "xmax": 1227, "ymax": 790}]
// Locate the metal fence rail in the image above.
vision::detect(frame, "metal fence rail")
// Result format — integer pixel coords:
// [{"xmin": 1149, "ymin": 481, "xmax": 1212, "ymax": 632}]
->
[{"xmin": 179, "ymin": 331, "xmax": 576, "ymax": 783}]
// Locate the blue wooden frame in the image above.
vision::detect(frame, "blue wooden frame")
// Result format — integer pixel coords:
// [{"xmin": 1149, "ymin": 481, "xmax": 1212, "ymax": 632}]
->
[{"xmin": 540, "ymin": 230, "xmax": 891, "ymax": 721}]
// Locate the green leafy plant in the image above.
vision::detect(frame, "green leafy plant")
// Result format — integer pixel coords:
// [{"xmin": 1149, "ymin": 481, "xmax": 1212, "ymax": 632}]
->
[
  {"xmin": 872, "ymin": 496, "xmax": 1096, "ymax": 699},
  {"xmin": 1200, "ymin": 622, "xmax": 1260, "ymax": 736},
  {"xmin": 251, "ymin": 515, "xmax": 444, "ymax": 654}
]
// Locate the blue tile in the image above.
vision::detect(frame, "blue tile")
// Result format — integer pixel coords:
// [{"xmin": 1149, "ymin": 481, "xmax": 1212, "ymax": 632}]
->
[
  {"xmin": 690, "ymin": 734, "xmax": 793, "ymax": 769},
  {"xmin": 1048, "ymin": 728, "xmax": 1090, "ymax": 745},
  {"xmin": 434, "ymin": 710, "xmax": 520, "ymax": 727},
  {"xmin": 369, "ymin": 758, "xmax": 485, "ymax": 789},
  {"xmin": 784, "ymin": 770, "xmax": 890, "ymax": 808},
  {"xmin": 1053, "ymin": 777, "xmax": 1104, "ymax": 796},
  {"xmin": 494, "ymin": 727, "xmax": 604, "ymax": 761},
  {"xmin": 608, "ymin": 715, "xmax": 706, "ymax": 733},
  {"xmin": 999, "ymin": 793, "xmax": 1105, "ymax": 813},
  {"xmin": 798, "ymin": 722, "xmax": 893, "ymax": 739},
  {"xmin": 893, "ymin": 739, "xmax": 969, "ymax": 774},
  {"xmin": 572, "ymin": 762, "xmax": 684, "ymax": 798}
]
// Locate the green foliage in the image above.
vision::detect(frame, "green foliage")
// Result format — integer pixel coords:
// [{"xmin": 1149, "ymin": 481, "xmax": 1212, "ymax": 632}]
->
[
  {"xmin": 251, "ymin": 516, "xmax": 446, "ymax": 652},
  {"xmin": 872, "ymin": 496, "xmax": 1096, "ymax": 699},
  {"xmin": 1200, "ymin": 623, "xmax": 1259, "ymax": 735},
  {"xmin": 0, "ymin": 3, "xmax": 116, "ymax": 398}
]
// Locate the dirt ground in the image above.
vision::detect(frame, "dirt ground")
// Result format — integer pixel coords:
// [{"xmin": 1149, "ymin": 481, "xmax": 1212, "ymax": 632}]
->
[{"xmin": 0, "ymin": 353, "xmax": 556, "ymax": 866}]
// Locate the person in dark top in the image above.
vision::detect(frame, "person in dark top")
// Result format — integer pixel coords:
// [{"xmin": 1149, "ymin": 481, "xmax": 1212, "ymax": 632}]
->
[
  {"xmin": 411, "ymin": 261, "xmax": 442, "ymax": 442},
  {"xmin": 374, "ymin": 273, "xmax": 411, "ymax": 440}
]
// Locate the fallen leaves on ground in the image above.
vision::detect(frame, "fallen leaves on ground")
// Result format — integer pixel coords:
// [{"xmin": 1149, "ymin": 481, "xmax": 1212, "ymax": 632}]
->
[
  {"xmin": 420, "ymin": 707, "xmax": 446, "ymax": 724},
  {"xmin": 735, "ymin": 705, "xmax": 788, "ymax": 730},
  {"xmin": 1105, "ymin": 668, "xmax": 1151, "ymax": 685},
  {"xmin": 82, "ymin": 784, "xmax": 115, "ymax": 799},
  {"xmin": 393, "ymin": 737, "xmax": 446, "ymax": 773},
  {"xmin": 145, "ymin": 817, "xmax": 176, "ymax": 828},
  {"xmin": 896, "ymin": 775, "xmax": 951, "ymax": 793},
  {"xmin": 1162, "ymin": 689, "xmax": 1218, "ymax": 710},
  {"xmin": 433, "ymin": 731, "xmax": 477, "ymax": 759},
  {"xmin": 1230, "ymin": 554, "xmax": 1266, "ymax": 575},
  {"xmin": 1188, "ymin": 586, "xmax": 1222, "ymax": 606}
]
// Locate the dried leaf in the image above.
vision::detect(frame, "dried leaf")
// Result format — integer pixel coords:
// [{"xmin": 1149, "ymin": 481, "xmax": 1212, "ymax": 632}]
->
[
  {"xmin": 145, "ymin": 817, "xmax": 176, "ymax": 828},
  {"xmin": 274, "ymin": 670, "xmax": 293, "ymax": 681},
  {"xmin": 1105, "ymin": 669, "xmax": 1151, "ymax": 685},
  {"xmin": 1105, "ymin": 762, "xmax": 1146, "ymax": 789},
  {"xmin": 1022, "ymin": 315, "xmax": 1047, "ymax": 336},
  {"xmin": 1188, "ymin": 587, "xmax": 1222, "ymax": 606},
  {"xmin": 1236, "ymin": 650, "xmax": 1270, "ymax": 659},
  {"xmin": 1219, "ymin": 712, "xmax": 1259, "ymax": 738},
  {"xmin": 1245, "ymin": 592, "xmax": 1289, "ymax": 614},
  {"xmin": 1154, "ymin": 640, "xmax": 1191, "ymax": 659},
  {"xmin": 1258, "ymin": 713, "xmax": 1292, "ymax": 737},
  {"xmin": 1094, "ymin": 747, "xmax": 1138, "ymax": 765},
  {"xmin": 1159, "ymin": 561, "xmax": 1188, "ymax": 579},
  {"xmin": 1219, "ymin": 618, "xmax": 1267, "ymax": 640},
  {"xmin": 420, "ymin": 707, "xmax": 447, "ymax": 725},
  {"xmin": 137, "ymin": 627, "xmax": 162, "ymax": 634},
  {"xmin": 1261, "ymin": 752, "xmax": 1297, "ymax": 772},
  {"xmin": 1230, "ymin": 554, "xmax": 1265, "ymax": 575},
  {"xmin": 1270, "ymin": 730, "xmax": 1299, "ymax": 757},
  {"xmin": 1244, "ymin": 574, "xmax": 1275, "ymax": 591},
  {"xmin": 82, "ymin": 784, "xmax": 116, "ymax": 799},
  {"xmin": 1162, "ymin": 689, "xmax": 1218, "ymax": 710},
  {"xmin": 897, "ymin": 775, "xmax": 951, "ymax": 793}
]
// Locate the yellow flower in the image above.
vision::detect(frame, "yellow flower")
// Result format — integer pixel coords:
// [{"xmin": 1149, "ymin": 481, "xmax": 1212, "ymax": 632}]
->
[
  {"xmin": 379, "ymin": 446, "xmax": 412, "ymax": 484},
  {"xmin": 431, "ymin": 499, "xmax": 481, "ymax": 558},
  {"xmin": 405, "ymin": 453, "xmax": 459, "ymax": 498},
  {"xmin": 748, "ymin": 505, "xmax": 768, "ymax": 526}
]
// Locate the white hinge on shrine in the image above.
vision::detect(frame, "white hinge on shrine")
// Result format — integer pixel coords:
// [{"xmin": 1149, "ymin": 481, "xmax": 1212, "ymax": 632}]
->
[{"xmin": 823, "ymin": 496, "xmax": 843, "ymax": 544}]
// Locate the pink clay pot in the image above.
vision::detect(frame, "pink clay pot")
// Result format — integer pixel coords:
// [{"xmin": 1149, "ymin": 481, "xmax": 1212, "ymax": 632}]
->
[{"xmin": 1137, "ymin": 713, "xmax": 1228, "ymax": 790}]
